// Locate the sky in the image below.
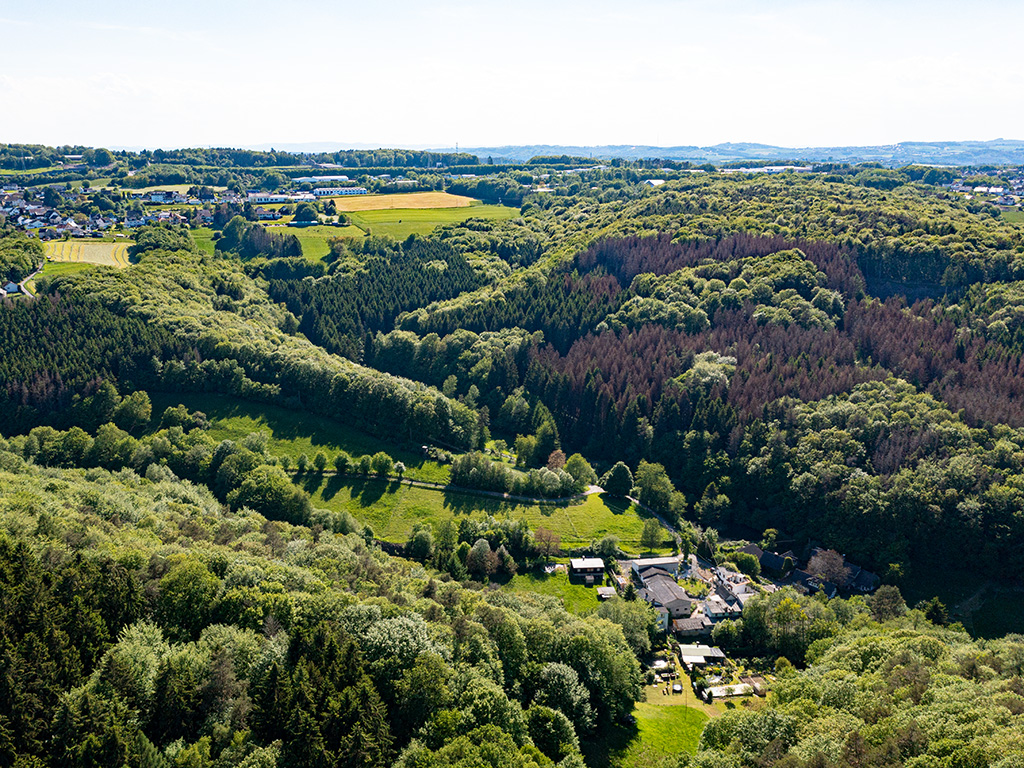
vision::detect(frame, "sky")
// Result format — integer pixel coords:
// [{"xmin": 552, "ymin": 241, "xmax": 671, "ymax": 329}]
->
[{"xmin": 2, "ymin": 0, "xmax": 1022, "ymax": 151}]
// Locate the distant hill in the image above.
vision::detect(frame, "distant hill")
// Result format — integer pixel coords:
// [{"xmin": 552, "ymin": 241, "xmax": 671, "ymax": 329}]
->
[{"xmin": 441, "ymin": 139, "xmax": 1024, "ymax": 167}]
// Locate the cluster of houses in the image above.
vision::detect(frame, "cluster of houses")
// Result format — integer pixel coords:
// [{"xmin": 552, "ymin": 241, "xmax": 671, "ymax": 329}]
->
[
  {"xmin": 569, "ymin": 542, "xmax": 878, "ymax": 642},
  {"xmin": 948, "ymin": 173, "xmax": 1024, "ymax": 207}
]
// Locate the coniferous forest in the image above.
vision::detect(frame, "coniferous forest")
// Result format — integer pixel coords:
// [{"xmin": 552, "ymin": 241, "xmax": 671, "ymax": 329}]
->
[{"xmin": 5, "ymin": 151, "xmax": 1024, "ymax": 767}]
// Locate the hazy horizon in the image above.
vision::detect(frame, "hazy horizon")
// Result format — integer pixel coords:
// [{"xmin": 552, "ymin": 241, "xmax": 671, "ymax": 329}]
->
[{"xmin": 3, "ymin": 0, "xmax": 1022, "ymax": 150}]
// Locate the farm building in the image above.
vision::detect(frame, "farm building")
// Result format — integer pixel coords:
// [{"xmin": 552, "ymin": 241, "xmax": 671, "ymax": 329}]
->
[
  {"xmin": 677, "ymin": 644, "xmax": 726, "ymax": 669},
  {"xmin": 293, "ymin": 175, "xmax": 350, "ymax": 183},
  {"xmin": 569, "ymin": 558, "xmax": 605, "ymax": 584},
  {"xmin": 313, "ymin": 187, "xmax": 368, "ymax": 196},
  {"xmin": 628, "ymin": 556, "xmax": 683, "ymax": 579}
]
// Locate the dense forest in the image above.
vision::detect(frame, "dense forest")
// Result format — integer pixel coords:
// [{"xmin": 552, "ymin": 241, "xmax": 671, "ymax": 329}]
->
[{"xmin": 4, "ymin": 153, "xmax": 1024, "ymax": 766}]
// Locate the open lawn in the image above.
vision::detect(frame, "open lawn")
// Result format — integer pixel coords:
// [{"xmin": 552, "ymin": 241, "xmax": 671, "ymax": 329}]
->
[
  {"xmin": 147, "ymin": 393, "xmax": 450, "ymax": 484},
  {"xmin": 331, "ymin": 192, "xmax": 478, "ymax": 211},
  {"xmin": 44, "ymin": 239, "xmax": 132, "ymax": 268},
  {"xmin": 346, "ymin": 205, "xmax": 516, "ymax": 240},
  {"xmin": 272, "ymin": 224, "xmax": 365, "ymax": 259},
  {"xmin": 191, "ymin": 227, "xmax": 217, "ymax": 256},
  {"xmin": 506, "ymin": 571, "xmax": 601, "ymax": 614},
  {"xmin": 1003, "ymin": 210, "xmax": 1024, "ymax": 224},
  {"xmin": 306, "ymin": 479, "xmax": 667, "ymax": 554},
  {"xmin": 582, "ymin": 695, "xmax": 708, "ymax": 768},
  {"xmin": 26, "ymin": 260, "xmax": 96, "ymax": 291}
]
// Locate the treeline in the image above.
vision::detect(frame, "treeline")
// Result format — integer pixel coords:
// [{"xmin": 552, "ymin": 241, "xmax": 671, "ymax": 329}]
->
[
  {"xmin": 269, "ymin": 237, "xmax": 484, "ymax": 360},
  {"xmin": 216, "ymin": 215, "xmax": 302, "ymax": 261},
  {"xmin": 0, "ymin": 227, "xmax": 43, "ymax": 282},
  {"xmin": 0, "ymin": 294, "xmax": 190, "ymax": 433}
]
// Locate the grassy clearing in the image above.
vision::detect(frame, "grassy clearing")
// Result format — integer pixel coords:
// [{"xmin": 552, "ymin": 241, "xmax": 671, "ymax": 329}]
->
[
  {"xmin": 306, "ymin": 480, "xmax": 666, "ymax": 554},
  {"xmin": 0, "ymin": 166, "xmax": 64, "ymax": 175},
  {"xmin": 44, "ymin": 240, "xmax": 132, "ymax": 268},
  {"xmin": 191, "ymin": 225, "xmax": 364, "ymax": 259},
  {"xmin": 148, "ymin": 393, "xmax": 450, "ymax": 484},
  {"xmin": 26, "ymin": 260, "xmax": 96, "ymax": 291},
  {"xmin": 332, "ymin": 192, "xmax": 478, "ymax": 212},
  {"xmin": 1003, "ymin": 210, "xmax": 1024, "ymax": 224},
  {"xmin": 346, "ymin": 205, "xmax": 516, "ymax": 240},
  {"xmin": 271, "ymin": 224, "xmax": 366, "ymax": 258},
  {"xmin": 191, "ymin": 227, "xmax": 217, "ymax": 256},
  {"xmin": 507, "ymin": 571, "xmax": 601, "ymax": 614},
  {"xmin": 582, "ymin": 695, "xmax": 708, "ymax": 768}
]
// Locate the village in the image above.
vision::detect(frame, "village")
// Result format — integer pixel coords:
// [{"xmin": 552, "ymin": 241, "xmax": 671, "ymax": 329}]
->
[{"xmin": 563, "ymin": 541, "xmax": 878, "ymax": 705}]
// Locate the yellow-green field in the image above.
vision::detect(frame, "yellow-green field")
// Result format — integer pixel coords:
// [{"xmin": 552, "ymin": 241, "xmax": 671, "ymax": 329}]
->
[
  {"xmin": 272, "ymin": 224, "xmax": 365, "ymax": 259},
  {"xmin": 346, "ymin": 205, "xmax": 517, "ymax": 240},
  {"xmin": 44, "ymin": 239, "xmax": 132, "ymax": 268},
  {"xmin": 331, "ymin": 191, "xmax": 477, "ymax": 211}
]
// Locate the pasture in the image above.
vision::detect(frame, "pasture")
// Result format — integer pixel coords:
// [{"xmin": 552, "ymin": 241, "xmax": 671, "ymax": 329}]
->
[
  {"xmin": 331, "ymin": 191, "xmax": 477, "ymax": 211},
  {"xmin": 346, "ymin": 205, "xmax": 516, "ymax": 239},
  {"xmin": 582, "ymin": 694, "xmax": 708, "ymax": 768},
  {"xmin": 147, "ymin": 393, "xmax": 450, "ymax": 485},
  {"xmin": 306, "ymin": 479, "xmax": 665, "ymax": 554},
  {"xmin": 506, "ymin": 571, "xmax": 601, "ymax": 614},
  {"xmin": 272, "ymin": 224, "xmax": 365, "ymax": 259},
  {"xmin": 44, "ymin": 239, "xmax": 132, "ymax": 268},
  {"xmin": 1003, "ymin": 210, "xmax": 1024, "ymax": 224}
]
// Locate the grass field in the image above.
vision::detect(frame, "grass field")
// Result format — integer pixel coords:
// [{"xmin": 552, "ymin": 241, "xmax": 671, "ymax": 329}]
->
[
  {"xmin": 26, "ymin": 260, "xmax": 96, "ymax": 291},
  {"xmin": 331, "ymin": 192, "xmax": 478, "ymax": 212},
  {"xmin": 346, "ymin": 205, "xmax": 516, "ymax": 240},
  {"xmin": 191, "ymin": 227, "xmax": 217, "ymax": 256},
  {"xmin": 307, "ymin": 479, "xmax": 665, "ymax": 553},
  {"xmin": 272, "ymin": 224, "xmax": 365, "ymax": 259},
  {"xmin": 44, "ymin": 239, "xmax": 132, "ymax": 268},
  {"xmin": 148, "ymin": 393, "xmax": 450, "ymax": 484},
  {"xmin": 507, "ymin": 571, "xmax": 601, "ymax": 614},
  {"xmin": 582, "ymin": 694, "xmax": 708, "ymax": 768},
  {"xmin": 1003, "ymin": 210, "xmax": 1024, "ymax": 224}
]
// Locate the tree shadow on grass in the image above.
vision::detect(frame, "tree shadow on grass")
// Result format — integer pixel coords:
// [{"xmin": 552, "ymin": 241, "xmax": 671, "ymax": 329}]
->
[
  {"xmin": 599, "ymin": 492, "xmax": 632, "ymax": 515},
  {"xmin": 297, "ymin": 471, "xmax": 326, "ymax": 495},
  {"xmin": 581, "ymin": 722, "xmax": 638, "ymax": 768},
  {"xmin": 319, "ymin": 474, "xmax": 346, "ymax": 502},
  {"xmin": 351, "ymin": 477, "xmax": 390, "ymax": 508}
]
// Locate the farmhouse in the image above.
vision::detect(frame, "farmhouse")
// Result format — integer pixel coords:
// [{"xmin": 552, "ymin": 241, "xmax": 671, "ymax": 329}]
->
[
  {"xmin": 569, "ymin": 558, "xmax": 605, "ymax": 585},
  {"xmin": 638, "ymin": 574, "xmax": 694, "ymax": 621}
]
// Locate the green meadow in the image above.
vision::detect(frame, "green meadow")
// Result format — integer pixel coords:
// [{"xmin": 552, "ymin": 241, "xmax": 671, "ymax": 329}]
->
[
  {"xmin": 346, "ymin": 205, "xmax": 517, "ymax": 240},
  {"xmin": 507, "ymin": 570, "xmax": 601, "ymax": 614},
  {"xmin": 306, "ymin": 478, "xmax": 664, "ymax": 553},
  {"xmin": 582, "ymin": 698, "xmax": 708, "ymax": 768},
  {"xmin": 147, "ymin": 393, "xmax": 450, "ymax": 484},
  {"xmin": 144, "ymin": 393, "xmax": 670, "ymax": 552},
  {"xmin": 276, "ymin": 223, "xmax": 364, "ymax": 259}
]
